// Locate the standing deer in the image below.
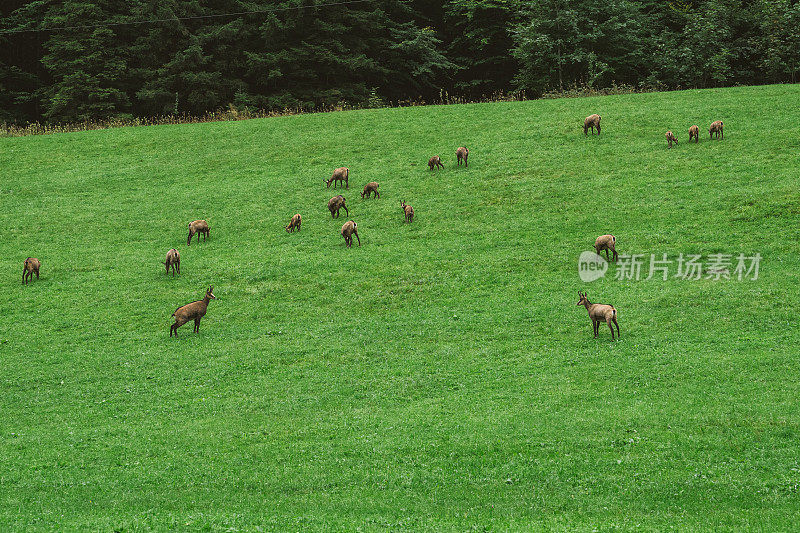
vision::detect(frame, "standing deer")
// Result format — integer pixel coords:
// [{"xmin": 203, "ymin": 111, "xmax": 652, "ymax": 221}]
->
[
  {"xmin": 164, "ymin": 248, "xmax": 180, "ymax": 276},
  {"xmin": 456, "ymin": 147, "xmax": 469, "ymax": 167},
  {"xmin": 428, "ymin": 156, "xmax": 444, "ymax": 170},
  {"xmin": 22, "ymin": 257, "xmax": 40, "ymax": 285},
  {"xmin": 688, "ymin": 125, "xmax": 699, "ymax": 143},
  {"xmin": 361, "ymin": 182, "xmax": 379, "ymax": 199},
  {"xmin": 170, "ymin": 286, "xmax": 216, "ymax": 337},
  {"xmin": 188, "ymin": 220, "xmax": 210, "ymax": 245},
  {"xmin": 341, "ymin": 220, "xmax": 361, "ymax": 248},
  {"xmin": 666, "ymin": 131, "xmax": 678, "ymax": 148},
  {"xmin": 594, "ymin": 235, "xmax": 618, "ymax": 262},
  {"xmin": 709, "ymin": 120, "xmax": 724, "ymax": 139},
  {"xmin": 584, "ymin": 114, "xmax": 601, "ymax": 135},
  {"xmin": 286, "ymin": 213, "xmax": 302, "ymax": 232},
  {"xmin": 577, "ymin": 291, "xmax": 620, "ymax": 340},
  {"xmin": 401, "ymin": 201, "xmax": 414, "ymax": 223},
  {"xmin": 328, "ymin": 195, "xmax": 349, "ymax": 218},
  {"xmin": 326, "ymin": 167, "xmax": 349, "ymax": 188}
]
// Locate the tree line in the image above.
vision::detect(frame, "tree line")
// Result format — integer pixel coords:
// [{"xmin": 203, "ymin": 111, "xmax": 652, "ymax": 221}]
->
[{"xmin": 1, "ymin": 0, "xmax": 799, "ymax": 124}]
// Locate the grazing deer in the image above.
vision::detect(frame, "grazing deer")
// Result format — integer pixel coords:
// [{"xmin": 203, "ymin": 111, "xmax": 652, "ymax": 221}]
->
[
  {"xmin": 594, "ymin": 234, "xmax": 618, "ymax": 262},
  {"xmin": 456, "ymin": 146, "xmax": 469, "ymax": 167},
  {"xmin": 22, "ymin": 257, "xmax": 40, "ymax": 285},
  {"xmin": 164, "ymin": 248, "xmax": 180, "ymax": 276},
  {"xmin": 341, "ymin": 220, "xmax": 361, "ymax": 248},
  {"xmin": 709, "ymin": 120, "xmax": 724, "ymax": 139},
  {"xmin": 401, "ymin": 201, "xmax": 414, "ymax": 223},
  {"xmin": 688, "ymin": 125, "xmax": 699, "ymax": 143},
  {"xmin": 286, "ymin": 213, "xmax": 302, "ymax": 232},
  {"xmin": 361, "ymin": 182, "xmax": 379, "ymax": 199},
  {"xmin": 577, "ymin": 291, "xmax": 620, "ymax": 340},
  {"xmin": 666, "ymin": 131, "xmax": 678, "ymax": 148},
  {"xmin": 584, "ymin": 114, "xmax": 601, "ymax": 135},
  {"xmin": 328, "ymin": 195, "xmax": 349, "ymax": 218},
  {"xmin": 428, "ymin": 156, "xmax": 444, "ymax": 170},
  {"xmin": 326, "ymin": 167, "xmax": 349, "ymax": 189},
  {"xmin": 170, "ymin": 286, "xmax": 216, "ymax": 337},
  {"xmin": 188, "ymin": 220, "xmax": 210, "ymax": 246}
]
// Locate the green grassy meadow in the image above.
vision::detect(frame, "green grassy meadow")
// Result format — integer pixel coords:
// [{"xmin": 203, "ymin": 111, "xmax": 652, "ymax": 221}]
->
[{"xmin": 3, "ymin": 84, "xmax": 800, "ymax": 530}]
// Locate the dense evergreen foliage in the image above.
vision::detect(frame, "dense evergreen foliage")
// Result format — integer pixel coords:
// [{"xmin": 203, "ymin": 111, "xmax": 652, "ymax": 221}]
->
[{"xmin": 2, "ymin": 0, "xmax": 799, "ymax": 124}]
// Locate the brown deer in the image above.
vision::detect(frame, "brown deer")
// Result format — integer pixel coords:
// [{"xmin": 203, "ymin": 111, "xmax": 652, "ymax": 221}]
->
[
  {"xmin": 164, "ymin": 248, "xmax": 180, "ymax": 276},
  {"xmin": 187, "ymin": 220, "xmax": 210, "ymax": 246},
  {"xmin": 361, "ymin": 182, "xmax": 379, "ymax": 199},
  {"xmin": 326, "ymin": 167, "xmax": 349, "ymax": 188},
  {"xmin": 328, "ymin": 195, "xmax": 349, "ymax": 218},
  {"xmin": 577, "ymin": 291, "xmax": 620, "ymax": 340},
  {"xmin": 666, "ymin": 131, "xmax": 678, "ymax": 148},
  {"xmin": 341, "ymin": 220, "xmax": 361, "ymax": 247},
  {"xmin": 401, "ymin": 201, "xmax": 414, "ymax": 223},
  {"xmin": 594, "ymin": 234, "xmax": 618, "ymax": 262},
  {"xmin": 170, "ymin": 286, "xmax": 216, "ymax": 337},
  {"xmin": 688, "ymin": 125, "xmax": 699, "ymax": 143},
  {"xmin": 584, "ymin": 114, "xmax": 601, "ymax": 135},
  {"xmin": 22, "ymin": 257, "xmax": 40, "ymax": 284},
  {"xmin": 286, "ymin": 213, "xmax": 302, "ymax": 232},
  {"xmin": 709, "ymin": 120, "xmax": 724, "ymax": 139},
  {"xmin": 428, "ymin": 156, "xmax": 444, "ymax": 170},
  {"xmin": 456, "ymin": 147, "xmax": 469, "ymax": 167}
]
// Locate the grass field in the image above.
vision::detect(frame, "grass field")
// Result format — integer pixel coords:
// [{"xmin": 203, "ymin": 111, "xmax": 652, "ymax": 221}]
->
[{"xmin": 3, "ymin": 84, "xmax": 800, "ymax": 531}]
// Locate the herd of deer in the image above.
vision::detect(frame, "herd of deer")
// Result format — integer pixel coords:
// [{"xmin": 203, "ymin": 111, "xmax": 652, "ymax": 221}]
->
[
  {"xmin": 20, "ymin": 114, "xmax": 725, "ymax": 340},
  {"xmin": 584, "ymin": 114, "xmax": 725, "ymax": 149}
]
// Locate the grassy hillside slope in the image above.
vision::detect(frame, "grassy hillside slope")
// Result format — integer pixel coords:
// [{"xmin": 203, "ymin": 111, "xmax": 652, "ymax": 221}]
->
[{"xmin": 2, "ymin": 84, "xmax": 800, "ymax": 530}]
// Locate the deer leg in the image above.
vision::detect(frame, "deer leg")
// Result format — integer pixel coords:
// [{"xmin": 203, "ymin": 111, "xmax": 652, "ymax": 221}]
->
[
  {"xmin": 607, "ymin": 319, "xmax": 615, "ymax": 340},
  {"xmin": 22, "ymin": 269, "xmax": 26, "ymax": 284},
  {"xmin": 170, "ymin": 323, "xmax": 176, "ymax": 337},
  {"xmin": 613, "ymin": 318, "xmax": 620, "ymax": 338},
  {"xmin": 194, "ymin": 318, "xmax": 200, "ymax": 333}
]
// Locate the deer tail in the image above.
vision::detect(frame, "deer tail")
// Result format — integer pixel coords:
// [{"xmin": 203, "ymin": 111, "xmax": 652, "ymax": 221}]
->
[{"xmin": 610, "ymin": 306, "xmax": 617, "ymax": 318}]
